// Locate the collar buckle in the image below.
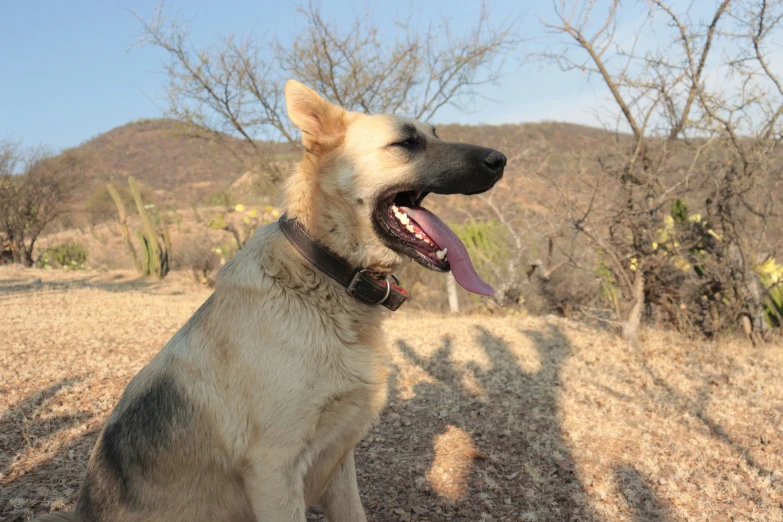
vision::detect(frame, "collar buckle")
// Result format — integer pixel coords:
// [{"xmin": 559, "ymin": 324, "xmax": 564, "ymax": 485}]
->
[
  {"xmin": 347, "ymin": 268, "xmax": 373, "ymax": 296},
  {"xmin": 347, "ymin": 269, "xmax": 400, "ymax": 305}
]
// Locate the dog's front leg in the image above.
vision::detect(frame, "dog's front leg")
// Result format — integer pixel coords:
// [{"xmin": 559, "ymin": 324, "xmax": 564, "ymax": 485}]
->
[
  {"xmin": 245, "ymin": 462, "xmax": 307, "ymax": 522},
  {"xmin": 319, "ymin": 450, "xmax": 367, "ymax": 522}
]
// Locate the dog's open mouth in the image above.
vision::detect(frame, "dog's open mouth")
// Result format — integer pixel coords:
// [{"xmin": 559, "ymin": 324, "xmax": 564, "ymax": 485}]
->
[{"xmin": 374, "ymin": 191, "xmax": 494, "ymax": 296}]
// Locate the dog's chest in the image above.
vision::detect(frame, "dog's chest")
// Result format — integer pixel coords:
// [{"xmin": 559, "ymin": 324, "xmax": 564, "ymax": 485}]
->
[
  {"xmin": 302, "ymin": 360, "xmax": 388, "ymax": 503},
  {"xmin": 315, "ymin": 342, "xmax": 389, "ymax": 433}
]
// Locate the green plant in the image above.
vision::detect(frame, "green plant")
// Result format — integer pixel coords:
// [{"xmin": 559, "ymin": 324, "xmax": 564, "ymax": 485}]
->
[
  {"xmin": 203, "ymin": 189, "xmax": 234, "ymax": 210},
  {"xmin": 106, "ymin": 183, "xmax": 140, "ymax": 272},
  {"xmin": 37, "ymin": 242, "xmax": 88, "ymax": 270},
  {"xmin": 755, "ymin": 257, "xmax": 783, "ymax": 328},
  {"xmin": 107, "ymin": 177, "xmax": 170, "ymax": 278},
  {"xmin": 207, "ymin": 204, "xmax": 279, "ymax": 251},
  {"xmin": 169, "ymin": 205, "xmax": 183, "ymax": 231},
  {"xmin": 129, "ymin": 176, "xmax": 170, "ymax": 278},
  {"xmin": 595, "ymin": 250, "xmax": 619, "ymax": 315},
  {"xmin": 212, "ymin": 239, "xmax": 239, "ymax": 266},
  {"xmin": 450, "ymin": 219, "xmax": 508, "ymax": 308},
  {"xmin": 452, "ymin": 219, "xmax": 507, "ymax": 274}
]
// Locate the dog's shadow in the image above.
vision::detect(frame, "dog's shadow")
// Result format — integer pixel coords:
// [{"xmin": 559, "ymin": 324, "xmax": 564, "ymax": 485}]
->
[{"xmin": 334, "ymin": 324, "xmax": 598, "ymax": 521}]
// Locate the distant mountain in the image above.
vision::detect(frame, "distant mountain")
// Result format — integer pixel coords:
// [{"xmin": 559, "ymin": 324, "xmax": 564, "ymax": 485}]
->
[
  {"xmin": 67, "ymin": 118, "xmax": 294, "ymax": 203},
  {"xmin": 64, "ymin": 117, "xmax": 616, "ymax": 205}
]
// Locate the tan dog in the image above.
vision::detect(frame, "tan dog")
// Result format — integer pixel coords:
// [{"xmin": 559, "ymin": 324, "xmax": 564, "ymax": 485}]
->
[{"xmin": 35, "ymin": 80, "xmax": 506, "ymax": 522}]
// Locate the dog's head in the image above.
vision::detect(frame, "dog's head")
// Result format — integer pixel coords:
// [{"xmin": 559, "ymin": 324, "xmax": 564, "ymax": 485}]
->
[{"xmin": 284, "ymin": 80, "xmax": 506, "ymax": 296}]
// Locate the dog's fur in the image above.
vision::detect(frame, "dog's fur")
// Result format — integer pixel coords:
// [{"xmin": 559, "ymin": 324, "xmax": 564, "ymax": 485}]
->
[{"xmin": 35, "ymin": 81, "xmax": 504, "ymax": 522}]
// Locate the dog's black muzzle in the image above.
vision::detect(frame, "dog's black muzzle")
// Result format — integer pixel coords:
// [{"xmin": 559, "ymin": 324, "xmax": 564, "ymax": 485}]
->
[{"xmin": 421, "ymin": 141, "xmax": 507, "ymax": 196}]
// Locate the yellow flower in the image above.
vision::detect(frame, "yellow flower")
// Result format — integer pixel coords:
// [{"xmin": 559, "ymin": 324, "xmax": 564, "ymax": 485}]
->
[
  {"xmin": 235, "ymin": 204, "xmax": 245, "ymax": 212},
  {"xmin": 755, "ymin": 257, "xmax": 783, "ymax": 284},
  {"xmin": 652, "ymin": 242, "xmax": 658, "ymax": 251},
  {"xmin": 247, "ymin": 209, "xmax": 259, "ymax": 218},
  {"xmin": 688, "ymin": 213, "xmax": 702, "ymax": 223},
  {"xmin": 754, "ymin": 256, "xmax": 777, "ymax": 276},
  {"xmin": 271, "ymin": 209, "xmax": 280, "ymax": 218},
  {"xmin": 673, "ymin": 256, "xmax": 691, "ymax": 271}
]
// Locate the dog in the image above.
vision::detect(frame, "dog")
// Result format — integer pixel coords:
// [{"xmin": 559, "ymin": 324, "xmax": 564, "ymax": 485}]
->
[{"xmin": 34, "ymin": 80, "xmax": 506, "ymax": 521}]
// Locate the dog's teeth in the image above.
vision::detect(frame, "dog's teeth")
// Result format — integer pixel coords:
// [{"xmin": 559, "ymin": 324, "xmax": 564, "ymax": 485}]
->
[
  {"xmin": 392, "ymin": 204, "xmax": 398, "ymax": 211},
  {"xmin": 399, "ymin": 214, "xmax": 410, "ymax": 225},
  {"xmin": 406, "ymin": 224, "xmax": 415, "ymax": 233},
  {"xmin": 415, "ymin": 233, "xmax": 423, "ymax": 240},
  {"xmin": 436, "ymin": 248, "xmax": 448, "ymax": 260},
  {"xmin": 423, "ymin": 238, "xmax": 431, "ymax": 244}
]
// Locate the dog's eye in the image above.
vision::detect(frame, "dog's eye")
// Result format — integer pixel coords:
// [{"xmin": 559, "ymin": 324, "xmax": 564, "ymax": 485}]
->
[{"xmin": 392, "ymin": 137, "xmax": 418, "ymax": 149}]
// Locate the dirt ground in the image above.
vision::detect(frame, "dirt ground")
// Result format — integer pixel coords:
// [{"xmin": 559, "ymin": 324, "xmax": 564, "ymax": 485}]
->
[{"xmin": 1, "ymin": 266, "xmax": 782, "ymax": 522}]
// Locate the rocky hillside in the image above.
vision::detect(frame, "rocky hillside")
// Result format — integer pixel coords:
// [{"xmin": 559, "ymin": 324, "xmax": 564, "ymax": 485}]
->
[{"xmin": 63, "ymin": 118, "xmax": 611, "ymax": 206}]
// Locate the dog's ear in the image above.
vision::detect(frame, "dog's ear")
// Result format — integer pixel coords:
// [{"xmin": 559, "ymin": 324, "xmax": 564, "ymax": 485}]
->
[{"xmin": 285, "ymin": 80, "xmax": 346, "ymax": 152}]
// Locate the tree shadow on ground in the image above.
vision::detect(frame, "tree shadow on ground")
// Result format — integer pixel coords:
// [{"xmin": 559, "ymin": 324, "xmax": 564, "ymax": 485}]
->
[
  {"xmin": 342, "ymin": 323, "xmax": 598, "ymax": 522},
  {"xmin": 640, "ymin": 358, "xmax": 779, "ymax": 479},
  {"xmin": 0, "ymin": 273, "xmax": 158, "ymax": 297},
  {"xmin": 613, "ymin": 465, "xmax": 673, "ymax": 521},
  {"xmin": 0, "ymin": 379, "xmax": 100, "ymax": 521}
]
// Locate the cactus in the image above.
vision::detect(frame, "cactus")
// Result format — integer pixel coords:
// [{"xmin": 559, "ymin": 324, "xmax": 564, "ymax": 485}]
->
[
  {"xmin": 128, "ymin": 176, "xmax": 169, "ymax": 278},
  {"xmin": 108, "ymin": 178, "xmax": 170, "ymax": 278},
  {"xmin": 106, "ymin": 183, "xmax": 140, "ymax": 271}
]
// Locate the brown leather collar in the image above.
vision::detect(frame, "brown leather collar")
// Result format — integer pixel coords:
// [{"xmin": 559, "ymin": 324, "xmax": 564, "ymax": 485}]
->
[{"xmin": 279, "ymin": 213, "xmax": 409, "ymax": 311}]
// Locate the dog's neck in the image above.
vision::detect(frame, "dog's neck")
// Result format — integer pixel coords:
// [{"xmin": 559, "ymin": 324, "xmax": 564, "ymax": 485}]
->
[
  {"xmin": 279, "ymin": 214, "xmax": 408, "ymax": 311},
  {"xmin": 284, "ymin": 164, "xmax": 401, "ymax": 274}
]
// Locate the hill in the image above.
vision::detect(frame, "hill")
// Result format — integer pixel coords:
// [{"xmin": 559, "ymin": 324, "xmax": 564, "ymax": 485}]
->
[
  {"xmin": 67, "ymin": 118, "xmax": 295, "ymax": 204},
  {"xmin": 63, "ymin": 118, "xmax": 614, "ymax": 206}
]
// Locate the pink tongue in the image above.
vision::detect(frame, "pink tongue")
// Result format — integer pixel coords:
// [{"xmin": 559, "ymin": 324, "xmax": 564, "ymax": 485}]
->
[{"xmin": 400, "ymin": 206, "xmax": 495, "ymax": 296}]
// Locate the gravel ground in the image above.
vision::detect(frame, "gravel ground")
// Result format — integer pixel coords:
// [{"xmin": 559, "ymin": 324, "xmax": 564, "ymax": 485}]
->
[{"xmin": 1, "ymin": 266, "xmax": 782, "ymax": 521}]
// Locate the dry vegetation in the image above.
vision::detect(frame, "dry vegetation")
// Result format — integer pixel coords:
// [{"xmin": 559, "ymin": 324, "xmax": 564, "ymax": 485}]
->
[
  {"xmin": 70, "ymin": 118, "xmax": 299, "ymax": 206},
  {"xmin": 2, "ymin": 266, "xmax": 782, "ymax": 521},
  {"xmin": 4, "ymin": 2, "xmax": 783, "ymax": 520}
]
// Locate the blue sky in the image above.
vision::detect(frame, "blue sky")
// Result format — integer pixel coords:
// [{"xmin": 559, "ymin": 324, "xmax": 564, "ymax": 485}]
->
[{"xmin": 1, "ymin": 1, "xmax": 719, "ymax": 151}]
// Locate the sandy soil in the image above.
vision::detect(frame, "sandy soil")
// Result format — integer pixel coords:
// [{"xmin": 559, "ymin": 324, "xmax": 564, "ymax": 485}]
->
[{"xmin": 1, "ymin": 266, "xmax": 782, "ymax": 521}]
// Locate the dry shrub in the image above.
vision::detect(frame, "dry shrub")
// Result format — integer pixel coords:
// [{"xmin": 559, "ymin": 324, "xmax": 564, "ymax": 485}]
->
[
  {"xmin": 173, "ymin": 234, "xmax": 220, "ymax": 287},
  {"xmin": 526, "ymin": 267, "xmax": 601, "ymax": 317}
]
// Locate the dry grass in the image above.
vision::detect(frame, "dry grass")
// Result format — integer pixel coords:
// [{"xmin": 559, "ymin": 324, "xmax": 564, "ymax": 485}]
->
[{"xmin": 1, "ymin": 266, "xmax": 782, "ymax": 521}]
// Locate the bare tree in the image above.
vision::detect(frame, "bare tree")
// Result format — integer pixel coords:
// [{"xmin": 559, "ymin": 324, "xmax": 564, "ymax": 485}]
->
[
  {"xmin": 134, "ymin": 1, "xmax": 519, "ymax": 179},
  {"xmin": 532, "ymin": 0, "xmax": 783, "ymax": 339},
  {"xmin": 0, "ymin": 139, "xmax": 22, "ymax": 264},
  {"xmin": 0, "ymin": 139, "xmax": 21, "ymax": 178},
  {"xmin": 0, "ymin": 145, "xmax": 83, "ymax": 267}
]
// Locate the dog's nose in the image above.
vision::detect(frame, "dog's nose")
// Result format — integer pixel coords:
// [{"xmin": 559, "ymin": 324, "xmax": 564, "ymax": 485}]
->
[{"xmin": 483, "ymin": 150, "xmax": 507, "ymax": 173}]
